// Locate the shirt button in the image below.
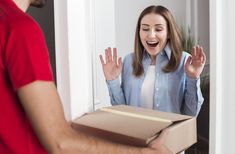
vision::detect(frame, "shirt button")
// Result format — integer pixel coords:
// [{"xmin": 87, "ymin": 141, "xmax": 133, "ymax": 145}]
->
[
  {"xmin": 156, "ymin": 88, "xmax": 159, "ymax": 91},
  {"xmin": 156, "ymin": 104, "xmax": 159, "ymax": 107}
]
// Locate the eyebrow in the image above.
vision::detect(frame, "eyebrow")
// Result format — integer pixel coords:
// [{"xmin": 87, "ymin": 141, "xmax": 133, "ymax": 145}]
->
[{"xmin": 141, "ymin": 24, "xmax": 165, "ymax": 27}]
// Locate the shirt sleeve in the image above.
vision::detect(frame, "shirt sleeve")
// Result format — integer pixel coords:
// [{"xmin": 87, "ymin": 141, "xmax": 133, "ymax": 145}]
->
[
  {"xmin": 182, "ymin": 75, "xmax": 204, "ymax": 116},
  {"xmin": 5, "ymin": 17, "xmax": 53, "ymax": 90},
  {"xmin": 106, "ymin": 55, "xmax": 130, "ymax": 105},
  {"xmin": 106, "ymin": 78, "xmax": 126, "ymax": 105}
]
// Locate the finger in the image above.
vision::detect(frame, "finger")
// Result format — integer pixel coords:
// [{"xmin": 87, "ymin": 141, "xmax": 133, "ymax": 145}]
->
[
  {"xmin": 192, "ymin": 46, "xmax": 196, "ymax": 59},
  {"xmin": 198, "ymin": 46, "xmax": 203, "ymax": 61},
  {"xmin": 113, "ymin": 48, "xmax": 117, "ymax": 64},
  {"xmin": 200, "ymin": 47, "xmax": 206, "ymax": 64},
  {"xmin": 99, "ymin": 55, "xmax": 105, "ymax": 65},
  {"xmin": 105, "ymin": 49, "xmax": 109, "ymax": 63},
  {"xmin": 151, "ymin": 128, "xmax": 169, "ymax": 147},
  {"xmin": 118, "ymin": 57, "xmax": 122, "ymax": 68},
  {"xmin": 196, "ymin": 45, "xmax": 201, "ymax": 59},
  {"xmin": 107, "ymin": 47, "xmax": 112, "ymax": 62},
  {"xmin": 185, "ymin": 56, "xmax": 192, "ymax": 66},
  {"xmin": 157, "ymin": 129, "xmax": 169, "ymax": 143}
]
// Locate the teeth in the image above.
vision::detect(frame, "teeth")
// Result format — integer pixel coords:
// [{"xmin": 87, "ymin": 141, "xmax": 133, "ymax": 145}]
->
[{"xmin": 147, "ymin": 41, "xmax": 157, "ymax": 44}]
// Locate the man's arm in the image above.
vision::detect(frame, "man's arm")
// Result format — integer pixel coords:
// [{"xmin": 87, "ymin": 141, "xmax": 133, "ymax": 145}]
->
[{"xmin": 17, "ymin": 81, "xmax": 172, "ymax": 154}]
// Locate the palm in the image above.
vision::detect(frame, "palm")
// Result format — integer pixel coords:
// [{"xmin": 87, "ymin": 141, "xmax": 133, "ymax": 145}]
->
[
  {"xmin": 100, "ymin": 47, "xmax": 122, "ymax": 81},
  {"xmin": 185, "ymin": 46, "xmax": 206, "ymax": 79}
]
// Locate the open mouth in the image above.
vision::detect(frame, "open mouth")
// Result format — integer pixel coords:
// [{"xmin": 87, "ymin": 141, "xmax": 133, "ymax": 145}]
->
[{"xmin": 146, "ymin": 41, "xmax": 159, "ymax": 48}]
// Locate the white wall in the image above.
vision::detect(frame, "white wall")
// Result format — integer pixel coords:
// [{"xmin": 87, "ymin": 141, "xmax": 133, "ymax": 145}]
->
[
  {"xmin": 210, "ymin": 0, "xmax": 235, "ymax": 153},
  {"xmin": 219, "ymin": 0, "xmax": 235, "ymax": 152},
  {"xmin": 92, "ymin": 0, "xmax": 116, "ymax": 109},
  {"xmin": 54, "ymin": 0, "xmax": 93, "ymax": 120},
  {"xmin": 54, "ymin": 0, "xmax": 71, "ymax": 120}
]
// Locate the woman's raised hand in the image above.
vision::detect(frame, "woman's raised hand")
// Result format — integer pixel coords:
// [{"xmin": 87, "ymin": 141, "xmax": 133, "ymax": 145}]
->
[
  {"xmin": 99, "ymin": 47, "xmax": 122, "ymax": 81},
  {"xmin": 185, "ymin": 45, "xmax": 206, "ymax": 79}
]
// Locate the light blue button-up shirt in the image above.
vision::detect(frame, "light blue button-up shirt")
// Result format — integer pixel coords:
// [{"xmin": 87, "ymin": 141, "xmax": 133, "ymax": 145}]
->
[{"xmin": 106, "ymin": 44, "xmax": 204, "ymax": 116}]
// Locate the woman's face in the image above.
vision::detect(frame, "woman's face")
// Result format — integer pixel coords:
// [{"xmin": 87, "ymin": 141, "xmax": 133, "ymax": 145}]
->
[{"xmin": 139, "ymin": 13, "xmax": 168, "ymax": 58}]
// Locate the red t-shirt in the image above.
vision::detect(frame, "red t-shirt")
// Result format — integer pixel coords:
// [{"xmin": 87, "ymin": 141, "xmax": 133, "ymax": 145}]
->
[{"xmin": 0, "ymin": 0, "xmax": 53, "ymax": 153}]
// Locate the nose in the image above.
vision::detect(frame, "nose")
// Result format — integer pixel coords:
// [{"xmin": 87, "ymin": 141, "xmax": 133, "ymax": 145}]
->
[{"xmin": 148, "ymin": 29, "xmax": 156, "ymax": 38}]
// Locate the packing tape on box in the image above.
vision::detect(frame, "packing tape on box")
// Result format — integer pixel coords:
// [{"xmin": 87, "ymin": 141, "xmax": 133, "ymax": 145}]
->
[{"xmin": 100, "ymin": 108, "xmax": 171, "ymax": 123}]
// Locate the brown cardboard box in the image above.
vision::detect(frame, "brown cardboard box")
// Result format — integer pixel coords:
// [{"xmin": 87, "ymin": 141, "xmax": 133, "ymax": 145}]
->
[{"xmin": 72, "ymin": 105, "xmax": 197, "ymax": 153}]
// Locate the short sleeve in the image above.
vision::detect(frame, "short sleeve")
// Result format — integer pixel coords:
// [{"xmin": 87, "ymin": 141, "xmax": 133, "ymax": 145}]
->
[{"xmin": 5, "ymin": 17, "xmax": 53, "ymax": 90}]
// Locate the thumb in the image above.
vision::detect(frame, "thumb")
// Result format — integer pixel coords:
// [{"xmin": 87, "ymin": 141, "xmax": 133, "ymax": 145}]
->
[
  {"xmin": 157, "ymin": 129, "xmax": 169, "ymax": 144},
  {"xmin": 118, "ymin": 57, "xmax": 123, "ymax": 68},
  {"xmin": 149, "ymin": 128, "xmax": 169, "ymax": 147},
  {"xmin": 99, "ymin": 55, "xmax": 105, "ymax": 65},
  {"xmin": 185, "ymin": 56, "xmax": 192, "ymax": 70},
  {"xmin": 185, "ymin": 56, "xmax": 192, "ymax": 66}
]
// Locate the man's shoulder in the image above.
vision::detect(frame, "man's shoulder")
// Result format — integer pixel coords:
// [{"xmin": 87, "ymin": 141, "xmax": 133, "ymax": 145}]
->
[
  {"xmin": 12, "ymin": 15, "xmax": 39, "ymax": 32},
  {"xmin": 0, "ymin": 5, "xmax": 39, "ymax": 33}
]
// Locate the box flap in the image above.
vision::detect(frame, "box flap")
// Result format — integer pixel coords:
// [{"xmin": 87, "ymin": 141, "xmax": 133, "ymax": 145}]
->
[
  {"xmin": 106, "ymin": 105, "xmax": 193, "ymax": 122},
  {"xmin": 73, "ymin": 106, "xmax": 174, "ymax": 141}
]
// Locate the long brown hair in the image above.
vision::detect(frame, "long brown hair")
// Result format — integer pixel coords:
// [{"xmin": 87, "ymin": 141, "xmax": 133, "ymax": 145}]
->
[{"xmin": 133, "ymin": 5, "xmax": 183, "ymax": 77}]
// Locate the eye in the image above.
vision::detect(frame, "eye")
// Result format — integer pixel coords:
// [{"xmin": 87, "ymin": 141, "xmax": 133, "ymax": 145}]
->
[
  {"xmin": 142, "ymin": 28, "xmax": 149, "ymax": 31},
  {"xmin": 155, "ymin": 28, "xmax": 163, "ymax": 32}
]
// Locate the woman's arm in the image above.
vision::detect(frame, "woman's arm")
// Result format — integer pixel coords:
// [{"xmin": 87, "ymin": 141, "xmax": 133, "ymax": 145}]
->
[
  {"xmin": 100, "ymin": 47, "xmax": 126, "ymax": 105},
  {"xmin": 106, "ymin": 78, "xmax": 126, "ymax": 105},
  {"xmin": 182, "ymin": 77, "xmax": 204, "ymax": 116},
  {"xmin": 183, "ymin": 46, "xmax": 206, "ymax": 116}
]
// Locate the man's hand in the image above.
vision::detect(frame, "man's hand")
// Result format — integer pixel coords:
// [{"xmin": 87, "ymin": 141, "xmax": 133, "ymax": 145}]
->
[{"xmin": 144, "ymin": 129, "xmax": 173, "ymax": 154}]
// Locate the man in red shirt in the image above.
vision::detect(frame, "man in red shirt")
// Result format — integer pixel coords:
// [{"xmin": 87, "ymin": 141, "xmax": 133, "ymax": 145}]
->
[{"xmin": 0, "ymin": 0, "xmax": 172, "ymax": 153}]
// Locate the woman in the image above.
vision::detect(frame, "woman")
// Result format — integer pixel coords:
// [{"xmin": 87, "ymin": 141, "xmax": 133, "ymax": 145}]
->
[{"xmin": 99, "ymin": 5, "xmax": 206, "ymax": 116}]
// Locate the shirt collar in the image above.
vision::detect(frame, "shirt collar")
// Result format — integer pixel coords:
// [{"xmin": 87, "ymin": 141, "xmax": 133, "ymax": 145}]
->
[{"xmin": 164, "ymin": 42, "xmax": 172, "ymax": 60}]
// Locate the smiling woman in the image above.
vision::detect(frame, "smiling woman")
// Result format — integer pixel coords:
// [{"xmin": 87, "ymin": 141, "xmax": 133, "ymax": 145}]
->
[
  {"xmin": 134, "ymin": 6, "xmax": 183, "ymax": 76},
  {"xmin": 139, "ymin": 14, "xmax": 168, "ymax": 60}
]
